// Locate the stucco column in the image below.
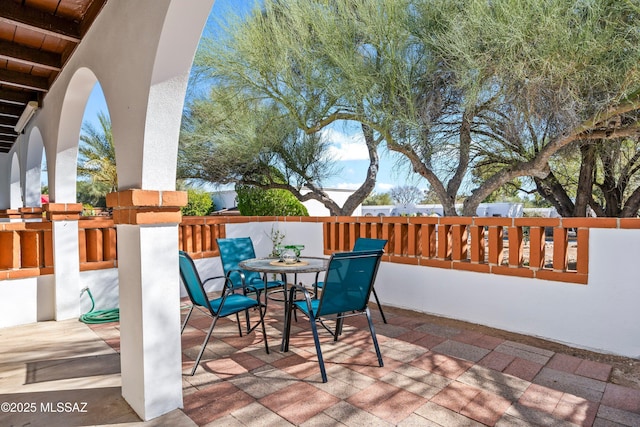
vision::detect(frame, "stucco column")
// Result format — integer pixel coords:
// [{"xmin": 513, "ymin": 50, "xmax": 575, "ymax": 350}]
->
[
  {"xmin": 44, "ymin": 203, "xmax": 83, "ymax": 320},
  {"xmin": 107, "ymin": 189, "xmax": 187, "ymax": 420}
]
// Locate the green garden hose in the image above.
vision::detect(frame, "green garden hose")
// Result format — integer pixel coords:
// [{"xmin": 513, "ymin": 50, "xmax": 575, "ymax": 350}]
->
[{"xmin": 79, "ymin": 287, "xmax": 120, "ymax": 324}]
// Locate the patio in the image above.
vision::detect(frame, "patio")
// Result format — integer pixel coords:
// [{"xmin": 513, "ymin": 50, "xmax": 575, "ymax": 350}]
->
[{"xmin": 2, "ymin": 300, "xmax": 640, "ymax": 426}]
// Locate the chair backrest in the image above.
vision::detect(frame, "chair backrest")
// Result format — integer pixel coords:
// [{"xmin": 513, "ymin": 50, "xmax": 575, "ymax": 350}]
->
[
  {"xmin": 216, "ymin": 237, "xmax": 262, "ymax": 288},
  {"xmin": 179, "ymin": 251, "xmax": 210, "ymax": 308},
  {"xmin": 317, "ymin": 250, "xmax": 383, "ymax": 317},
  {"xmin": 353, "ymin": 237, "xmax": 387, "ymax": 252}
]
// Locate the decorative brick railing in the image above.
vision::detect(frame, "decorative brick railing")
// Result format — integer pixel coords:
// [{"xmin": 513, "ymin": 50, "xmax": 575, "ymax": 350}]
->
[
  {"xmin": 323, "ymin": 216, "xmax": 640, "ymax": 284},
  {"xmin": 78, "ymin": 218, "xmax": 117, "ymax": 271},
  {"xmin": 2, "ymin": 215, "xmax": 640, "ymax": 284},
  {"xmin": 178, "ymin": 216, "xmax": 227, "ymax": 258},
  {"xmin": 0, "ymin": 221, "xmax": 52, "ymax": 279}
]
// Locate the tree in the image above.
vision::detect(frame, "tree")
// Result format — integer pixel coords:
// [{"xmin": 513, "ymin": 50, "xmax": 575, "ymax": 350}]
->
[
  {"xmin": 236, "ymin": 184, "xmax": 308, "ymax": 216},
  {"xmin": 430, "ymin": 0, "xmax": 640, "ymax": 215},
  {"xmin": 363, "ymin": 192, "xmax": 392, "ymax": 206},
  {"xmin": 182, "ymin": 2, "xmax": 382, "ymax": 216},
  {"xmin": 186, "ymin": 0, "xmax": 640, "ymax": 217},
  {"xmin": 77, "ymin": 111, "xmax": 117, "ymax": 199},
  {"xmin": 534, "ymin": 138, "xmax": 640, "ymax": 217},
  {"xmin": 390, "ymin": 186, "xmax": 423, "ymax": 205}
]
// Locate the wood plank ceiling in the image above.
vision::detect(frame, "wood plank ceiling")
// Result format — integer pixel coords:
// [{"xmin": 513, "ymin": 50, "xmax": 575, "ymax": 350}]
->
[{"xmin": 0, "ymin": 0, "xmax": 107, "ymax": 153}]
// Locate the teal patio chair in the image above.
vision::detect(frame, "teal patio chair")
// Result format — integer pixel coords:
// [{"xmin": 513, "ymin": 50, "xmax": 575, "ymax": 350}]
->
[
  {"xmin": 179, "ymin": 251, "xmax": 269, "ymax": 376},
  {"xmin": 217, "ymin": 237, "xmax": 286, "ymax": 301},
  {"xmin": 314, "ymin": 237, "xmax": 388, "ymax": 323},
  {"xmin": 283, "ymin": 249, "xmax": 384, "ymax": 383}
]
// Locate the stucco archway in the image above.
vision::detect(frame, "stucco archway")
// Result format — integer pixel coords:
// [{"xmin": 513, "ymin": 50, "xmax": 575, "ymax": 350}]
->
[
  {"xmin": 23, "ymin": 127, "xmax": 45, "ymax": 207},
  {"xmin": 9, "ymin": 153, "xmax": 22, "ymax": 210},
  {"xmin": 51, "ymin": 67, "xmax": 100, "ymax": 203}
]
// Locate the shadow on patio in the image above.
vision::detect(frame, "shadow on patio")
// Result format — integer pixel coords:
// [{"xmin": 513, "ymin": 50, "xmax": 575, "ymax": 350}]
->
[{"xmin": 2, "ymin": 302, "xmax": 640, "ymax": 426}]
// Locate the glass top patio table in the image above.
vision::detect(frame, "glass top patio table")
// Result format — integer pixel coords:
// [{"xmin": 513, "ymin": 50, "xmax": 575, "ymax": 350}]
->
[
  {"xmin": 238, "ymin": 256, "xmax": 329, "ymax": 275},
  {"xmin": 239, "ymin": 256, "xmax": 329, "ymax": 350}
]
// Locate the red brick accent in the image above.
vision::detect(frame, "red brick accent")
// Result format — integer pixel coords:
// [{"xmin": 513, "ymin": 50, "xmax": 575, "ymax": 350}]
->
[
  {"xmin": 454, "ymin": 262, "xmax": 491, "ymax": 274},
  {"xmin": 107, "ymin": 189, "xmax": 186, "ymax": 225},
  {"xmin": 536, "ymin": 270, "xmax": 588, "ymax": 285},
  {"xmin": 390, "ymin": 255, "xmax": 420, "ymax": 266},
  {"xmin": 474, "ymin": 217, "xmax": 511, "ymax": 227},
  {"xmin": 19, "ymin": 207, "xmax": 43, "ymax": 219},
  {"xmin": 561, "ymin": 217, "xmax": 618, "ymax": 228},
  {"xmin": 576, "ymin": 228, "xmax": 589, "ymax": 274},
  {"xmin": 469, "ymin": 225, "xmax": 485, "ymax": 263},
  {"xmin": 508, "ymin": 226, "xmax": 524, "ymax": 267},
  {"xmin": 0, "ymin": 209, "xmax": 21, "ymax": 219},
  {"xmin": 514, "ymin": 217, "xmax": 560, "ymax": 227},
  {"xmin": 487, "ymin": 226, "xmax": 504, "ymax": 265},
  {"xmin": 492, "ymin": 265, "xmax": 535, "ymax": 278},
  {"xmin": 437, "ymin": 224, "xmax": 452, "ymax": 259},
  {"xmin": 528, "ymin": 227, "xmax": 546, "ymax": 270},
  {"xmin": 43, "ymin": 203, "xmax": 83, "ymax": 220},
  {"xmin": 451, "ymin": 224, "xmax": 468, "ymax": 261},
  {"xmin": 553, "ymin": 227, "xmax": 568, "ymax": 271},
  {"xmin": 0, "ymin": 231, "xmax": 20, "ymax": 269}
]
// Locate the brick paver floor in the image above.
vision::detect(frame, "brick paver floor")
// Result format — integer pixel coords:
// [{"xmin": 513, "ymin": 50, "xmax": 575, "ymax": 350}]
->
[{"xmin": 3, "ymin": 300, "xmax": 640, "ymax": 426}]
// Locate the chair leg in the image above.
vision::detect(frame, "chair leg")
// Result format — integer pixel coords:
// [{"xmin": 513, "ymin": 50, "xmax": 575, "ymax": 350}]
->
[
  {"xmin": 236, "ymin": 312, "xmax": 243, "ymax": 337},
  {"xmin": 258, "ymin": 303, "xmax": 270, "ymax": 354},
  {"xmin": 246, "ymin": 289, "xmax": 260, "ymax": 333},
  {"xmin": 283, "ymin": 300, "xmax": 294, "ymax": 352},
  {"xmin": 308, "ymin": 315, "xmax": 328, "ymax": 383},
  {"xmin": 190, "ymin": 316, "xmax": 219, "ymax": 376},
  {"xmin": 372, "ymin": 287, "xmax": 387, "ymax": 324},
  {"xmin": 365, "ymin": 307, "xmax": 384, "ymax": 368},
  {"xmin": 181, "ymin": 305, "xmax": 194, "ymax": 334},
  {"xmin": 334, "ymin": 315, "xmax": 344, "ymax": 341}
]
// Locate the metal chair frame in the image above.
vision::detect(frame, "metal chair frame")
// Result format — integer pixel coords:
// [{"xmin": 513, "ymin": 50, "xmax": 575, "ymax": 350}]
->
[
  {"xmin": 314, "ymin": 237, "xmax": 388, "ymax": 323},
  {"xmin": 179, "ymin": 251, "xmax": 269, "ymax": 376},
  {"xmin": 284, "ymin": 250, "xmax": 384, "ymax": 382}
]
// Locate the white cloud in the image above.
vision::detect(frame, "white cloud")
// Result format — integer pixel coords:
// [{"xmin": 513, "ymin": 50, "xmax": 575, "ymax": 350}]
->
[
  {"xmin": 320, "ymin": 128, "xmax": 369, "ymax": 161},
  {"xmin": 375, "ymin": 182, "xmax": 395, "ymax": 192},
  {"xmin": 333, "ymin": 182, "xmax": 362, "ymax": 190}
]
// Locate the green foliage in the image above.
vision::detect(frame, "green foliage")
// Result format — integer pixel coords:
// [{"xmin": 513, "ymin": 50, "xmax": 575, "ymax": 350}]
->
[
  {"xmin": 363, "ymin": 192, "xmax": 393, "ymax": 206},
  {"xmin": 78, "ymin": 111, "xmax": 117, "ymax": 195},
  {"xmin": 184, "ymin": 0, "xmax": 640, "ymax": 216},
  {"xmin": 76, "ymin": 180, "xmax": 107, "ymax": 208},
  {"xmin": 181, "ymin": 189, "xmax": 214, "ymax": 216},
  {"xmin": 236, "ymin": 185, "xmax": 308, "ymax": 216}
]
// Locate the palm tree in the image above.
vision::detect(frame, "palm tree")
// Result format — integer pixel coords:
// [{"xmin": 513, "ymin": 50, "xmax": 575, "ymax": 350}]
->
[{"xmin": 78, "ymin": 111, "xmax": 117, "ymax": 195}]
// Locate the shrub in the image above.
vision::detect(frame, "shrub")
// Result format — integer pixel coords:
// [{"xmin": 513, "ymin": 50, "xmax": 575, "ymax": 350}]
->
[
  {"xmin": 181, "ymin": 189, "xmax": 214, "ymax": 216},
  {"xmin": 236, "ymin": 185, "xmax": 308, "ymax": 216}
]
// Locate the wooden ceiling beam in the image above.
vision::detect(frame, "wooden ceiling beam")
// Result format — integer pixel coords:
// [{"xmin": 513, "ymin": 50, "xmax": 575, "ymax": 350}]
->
[
  {"xmin": 0, "ymin": 116, "xmax": 16, "ymax": 128},
  {"xmin": 0, "ymin": 69, "xmax": 49, "ymax": 92},
  {"xmin": 80, "ymin": 0, "xmax": 108, "ymax": 36},
  {"xmin": 0, "ymin": 88, "xmax": 36, "ymax": 106},
  {"xmin": 0, "ymin": 2, "xmax": 81, "ymax": 43},
  {"xmin": 0, "ymin": 40, "xmax": 62, "ymax": 72},
  {"xmin": 0, "ymin": 130, "xmax": 18, "ymax": 138},
  {"xmin": 0, "ymin": 104, "xmax": 23, "ymax": 118}
]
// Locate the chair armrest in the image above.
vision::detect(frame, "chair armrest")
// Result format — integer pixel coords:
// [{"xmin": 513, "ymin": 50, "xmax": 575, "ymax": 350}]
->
[
  {"xmin": 288, "ymin": 283, "xmax": 314, "ymax": 313},
  {"xmin": 225, "ymin": 268, "xmax": 254, "ymax": 292},
  {"xmin": 202, "ymin": 275, "xmax": 234, "ymax": 291},
  {"xmin": 202, "ymin": 275, "xmax": 226, "ymax": 286}
]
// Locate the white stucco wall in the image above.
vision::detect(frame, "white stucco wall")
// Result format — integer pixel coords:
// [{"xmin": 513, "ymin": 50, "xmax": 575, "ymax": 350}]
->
[
  {"xmin": 1, "ymin": 222, "xmax": 638, "ymax": 359},
  {"xmin": 373, "ymin": 228, "xmax": 640, "ymax": 358}
]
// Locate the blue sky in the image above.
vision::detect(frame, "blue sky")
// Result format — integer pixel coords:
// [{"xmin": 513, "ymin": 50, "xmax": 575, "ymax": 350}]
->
[{"xmin": 81, "ymin": 0, "xmax": 425, "ymax": 194}]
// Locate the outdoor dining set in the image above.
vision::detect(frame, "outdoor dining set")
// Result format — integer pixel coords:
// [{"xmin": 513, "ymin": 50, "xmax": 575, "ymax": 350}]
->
[{"xmin": 178, "ymin": 237, "xmax": 388, "ymax": 382}]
